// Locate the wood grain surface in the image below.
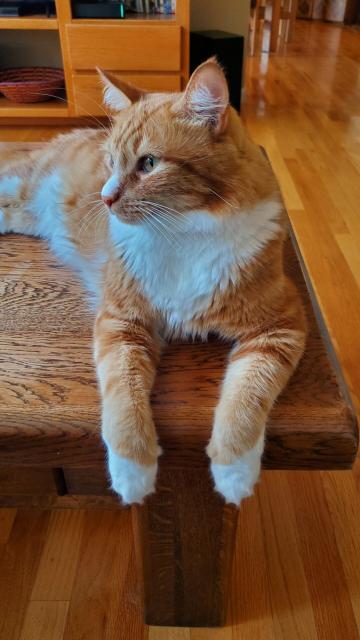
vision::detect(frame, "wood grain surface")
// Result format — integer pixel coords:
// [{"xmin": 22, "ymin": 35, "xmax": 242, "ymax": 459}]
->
[
  {"xmin": 0, "ymin": 233, "xmax": 357, "ymax": 471},
  {"xmin": 66, "ymin": 24, "xmax": 181, "ymax": 72},
  {"xmin": 133, "ymin": 468, "xmax": 237, "ymax": 626}
]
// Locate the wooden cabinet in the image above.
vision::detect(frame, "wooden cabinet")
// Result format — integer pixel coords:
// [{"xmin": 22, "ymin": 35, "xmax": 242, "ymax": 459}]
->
[
  {"xmin": 72, "ymin": 72, "xmax": 181, "ymax": 116},
  {"xmin": 0, "ymin": 0, "xmax": 189, "ymax": 119},
  {"xmin": 66, "ymin": 24, "xmax": 182, "ymax": 71}
]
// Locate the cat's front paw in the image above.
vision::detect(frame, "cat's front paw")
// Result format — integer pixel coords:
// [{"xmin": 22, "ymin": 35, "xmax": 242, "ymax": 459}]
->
[
  {"xmin": 107, "ymin": 447, "xmax": 158, "ymax": 505},
  {"xmin": 210, "ymin": 440, "xmax": 263, "ymax": 506}
]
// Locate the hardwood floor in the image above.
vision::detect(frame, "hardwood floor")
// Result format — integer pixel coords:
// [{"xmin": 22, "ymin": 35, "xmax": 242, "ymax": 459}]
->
[
  {"xmin": 1, "ymin": 19, "xmax": 360, "ymax": 640},
  {"xmin": 244, "ymin": 20, "xmax": 360, "ymax": 420}
]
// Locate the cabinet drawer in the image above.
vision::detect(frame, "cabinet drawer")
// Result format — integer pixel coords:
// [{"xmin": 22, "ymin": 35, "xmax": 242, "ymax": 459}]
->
[
  {"xmin": 72, "ymin": 73, "xmax": 181, "ymax": 116},
  {"xmin": 67, "ymin": 24, "xmax": 181, "ymax": 71}
]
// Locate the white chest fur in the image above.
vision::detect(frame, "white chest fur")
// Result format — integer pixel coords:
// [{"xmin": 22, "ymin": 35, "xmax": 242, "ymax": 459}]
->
[{"xmin": 110, "ymin": 200, "xmax": 282, "ymax": 325}]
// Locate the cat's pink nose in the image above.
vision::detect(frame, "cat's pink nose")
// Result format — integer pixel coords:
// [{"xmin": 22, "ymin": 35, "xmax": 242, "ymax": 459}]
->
[{"xmin": 101, "ymin": 193, "xmax": 118, "ymax": 208}]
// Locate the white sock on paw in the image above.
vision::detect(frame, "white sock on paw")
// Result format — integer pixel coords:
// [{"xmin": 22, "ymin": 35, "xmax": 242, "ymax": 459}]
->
[
  {"xmin": 106, "ymin": 447, "xmax": 157, "ymax": 505},
  {"xmin": 211, "ymin": 437, "xmax": 264, "ymax": 505}
]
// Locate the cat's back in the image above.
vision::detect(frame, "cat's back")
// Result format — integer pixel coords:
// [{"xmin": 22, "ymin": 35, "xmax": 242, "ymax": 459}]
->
[
  {"xmin": 0, "ymin": 127, "xmax": 110, "ymax": 287},
  {"xmin": 32, "ymin": 127, "xmax": 106, "ymax": 183},
  {"xmin": 28, "ymin": 128, "xmax": 110, "ymax": 264},
  {"xmin": 0, "ymin": 127, "xmax": 107, "ymax": 215}
]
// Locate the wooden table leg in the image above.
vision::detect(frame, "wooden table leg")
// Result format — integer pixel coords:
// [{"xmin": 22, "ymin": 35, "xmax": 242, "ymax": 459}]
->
[{"xmin": 132, "ymin": 464, "xmax": 238, "ymax": 627}]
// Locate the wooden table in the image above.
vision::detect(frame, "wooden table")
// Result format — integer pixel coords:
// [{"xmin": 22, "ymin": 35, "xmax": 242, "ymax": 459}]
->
[{"xmin": 0, "ymin": 147, "xmax": 357, "ymax": 626}]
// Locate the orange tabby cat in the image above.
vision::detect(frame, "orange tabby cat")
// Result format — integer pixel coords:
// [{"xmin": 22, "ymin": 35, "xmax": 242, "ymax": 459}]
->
[{"xmin": 0, "ymin": 59, "xmax": 306, "ymax": 505}]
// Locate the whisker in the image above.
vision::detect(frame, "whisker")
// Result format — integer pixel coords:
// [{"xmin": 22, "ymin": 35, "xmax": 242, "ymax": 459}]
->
[
  {"xmin": 81, "ymin": 190, "xmax": 102, "ymax": 199},
  {"xmin": 137, "ymin": 201, "xmax": 213, "ymax": 238},
  {"xmin": 135, "ymin": 205, "xmax": 179, "ymax": 247},
  {"xmin": 208, "ymin": 188, "xmax": 237, "ymax": 209},
  {"xmin": 73, "ymin": 87, "xmax": 115, "ymax": 130},
  {"xmin": 77, "ymin": 203, "xmax": 105, "ymax": 239},
  {"xmin": 32, "ymin": 92, "xmax": 109, "ymax": 132},
  {"xmin": 138, "ymin": 200, "xmax": 183, "ymax": 218},
  {"xmin": 138, "ymin": 213, "xmax": 171, "ymax": 246},
  {"xmin": 83, "ymin": 213, "xmax": 106, "ymax": 241},
  {"xmin": 151, "ymin": 215, "xmax": 185, "ymax": 237},
  {"xmin": 94, "ymin": 206, "xmax": 108, "ymax": 242},
  {"xmin": 148, "ymin": 211, "xmax": 180, "ymax": 241},
  {"xmin": 136, "ymin": 203, "xmax": 184, "ymax": 235},
  {"xmin": 55, "ymin": 191, "xmax": 103, "ymax": 213},
  {"xmin": 61, "ymin": 198, "xmax": 104, "ymax": 218},
  {"xmin": 137, "ymin": 201, "xmax": 187, "ymax": 232},
  {"xmin": 139, "ymin": 202, "xmax": 214, "ymax": 238},
  {"xmin": 138, "ymin": 206, "xmax": 185, "ymax": 233},
  {"xmin": 77, "ymin": 210, "xmax": 102, "ymax": 239},
  {"xmin": 134, "ymin": 205, "xmax": 170, "ymax": 242}
]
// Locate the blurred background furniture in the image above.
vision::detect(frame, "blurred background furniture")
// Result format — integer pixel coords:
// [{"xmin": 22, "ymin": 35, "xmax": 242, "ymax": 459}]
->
[
  {"xmin": 190, "ymin": 29, "xmax": 244, "ymax": 111},
  {"xmin": 249, "ymin": 0, "xmax": 298, "ymax": 54},
  {"xmin": 297, "ymin": 0, "xmax": 347, "ymax": 21},
  {"xmin": 0, "ymin": 0, "xmax": 189, "ymax": 118}
]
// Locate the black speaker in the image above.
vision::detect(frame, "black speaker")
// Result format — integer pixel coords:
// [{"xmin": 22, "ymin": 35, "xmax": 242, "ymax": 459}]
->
[{"xmin": 190, "ymin": 30, "xmax": 244, "ymax": 112}]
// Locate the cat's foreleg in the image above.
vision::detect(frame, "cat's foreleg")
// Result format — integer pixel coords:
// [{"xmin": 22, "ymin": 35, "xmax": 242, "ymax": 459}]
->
[
  {"xmin": 207, "ymin": 323, "xmax": 306, "ymax": 506},
  {"xmin": 94, "ymin": 309, "xmax": 162, "ymax": 504}
]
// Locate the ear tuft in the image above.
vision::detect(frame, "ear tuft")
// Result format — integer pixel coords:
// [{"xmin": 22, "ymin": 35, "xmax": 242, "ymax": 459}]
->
[
  {"xmin": 182, "ymin": 58, "xmax": 230, "ymax": 135},
  {"xmin": 97, "ymin": 68, "xmax": 132, "ymax": 111},
  {"xmin": 97, "ymin": 68, "xmax": 146, "ymax": 111}
]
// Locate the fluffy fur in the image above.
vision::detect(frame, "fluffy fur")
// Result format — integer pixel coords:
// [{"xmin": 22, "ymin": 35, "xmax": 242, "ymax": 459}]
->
[{"xmin": 0, "ymin": 59, "xmax": 307, "ymax": 505}]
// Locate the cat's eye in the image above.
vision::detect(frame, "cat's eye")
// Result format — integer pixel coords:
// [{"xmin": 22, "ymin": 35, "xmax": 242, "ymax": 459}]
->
[{"xmin": 139, "ymin": 155, "xmax": 159, "ymax": 173}]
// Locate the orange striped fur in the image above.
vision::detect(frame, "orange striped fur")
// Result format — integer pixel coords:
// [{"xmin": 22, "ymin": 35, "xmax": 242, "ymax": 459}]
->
[{"xmin": 0, "ymin": 60, "xmax": 306, "ymax": 505}]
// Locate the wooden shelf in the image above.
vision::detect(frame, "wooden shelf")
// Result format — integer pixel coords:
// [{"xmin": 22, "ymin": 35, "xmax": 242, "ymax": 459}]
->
[
  {"xmin": 0, "ymin": 15, "xmax": 58, "ymax": 30},
  {"xmin": 0, "ymin": 0, "xmax": 189, "ymax": 119},
  {"xmin": 0, "ymin": 97, "xmax": 68, "ymax": 118},
  {"xmin": 72, "ymin": 14, "xmax": 176, "ymax": 26}
]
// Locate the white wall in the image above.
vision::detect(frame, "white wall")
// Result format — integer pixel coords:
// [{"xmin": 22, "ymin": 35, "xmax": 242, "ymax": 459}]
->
[{"xmin": 190, "ymin": 0, "xmax": 249, "ymax": 37}]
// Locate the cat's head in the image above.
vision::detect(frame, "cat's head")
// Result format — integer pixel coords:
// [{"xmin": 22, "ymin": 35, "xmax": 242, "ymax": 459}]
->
[{"xmin": 99, "ymin": 59, "xmax": 243, "ymax": 230}]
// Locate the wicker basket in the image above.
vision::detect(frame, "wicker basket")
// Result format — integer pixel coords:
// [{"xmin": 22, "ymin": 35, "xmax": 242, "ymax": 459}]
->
[{"xmin": 0, "ymin": 68, "xmax": 65, "ymax": 104}]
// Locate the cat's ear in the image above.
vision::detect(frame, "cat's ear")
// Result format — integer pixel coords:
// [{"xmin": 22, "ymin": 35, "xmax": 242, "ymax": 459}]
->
[
  {"xmin": 179, "ymin": 58, "xmax": 230, "ymax": 135},
  {"xmin": 97, "ymin": 68, "xmax": 146, "ymax": 111}
]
